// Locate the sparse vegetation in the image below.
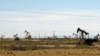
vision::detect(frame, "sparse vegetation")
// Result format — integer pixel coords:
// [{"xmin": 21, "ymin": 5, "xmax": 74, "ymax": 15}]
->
[
  {"xmin": 0, "ymin": 38, "xmax": 99, "ymax": 56},
  {"xmin": 0, "ymin": 48, "xmax": 100, "ymax": 56}
]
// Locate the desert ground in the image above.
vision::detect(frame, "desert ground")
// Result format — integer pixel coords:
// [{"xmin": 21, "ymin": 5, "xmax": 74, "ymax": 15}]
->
[
  {"xmin": 0, "ymin": 38, "xmax": 100, "ymax": 56},
  {"xmin": 0, "ymin": 48, "xmax": 100, "ymax": 56}
]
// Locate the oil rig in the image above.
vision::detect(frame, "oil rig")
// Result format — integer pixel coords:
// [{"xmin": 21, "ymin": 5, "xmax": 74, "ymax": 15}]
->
[{"xmin": 77, "ymin": 27, "xmax": 99, "ymax": 45}]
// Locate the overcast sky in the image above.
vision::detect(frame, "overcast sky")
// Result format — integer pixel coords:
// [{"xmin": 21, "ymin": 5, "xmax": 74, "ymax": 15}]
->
[{"xmin": 0, "ymin": 0, "xmax": 100, "ymax": 37}]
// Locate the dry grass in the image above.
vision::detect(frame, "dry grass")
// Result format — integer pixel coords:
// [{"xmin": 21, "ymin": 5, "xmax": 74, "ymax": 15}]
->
[
  {"xmin": 0, "ymin": 48, "xmax": 100, "ymax": 56},
  {"xmin": 0, "ymin": 39, "xmax": 100, "ymax": 56}
]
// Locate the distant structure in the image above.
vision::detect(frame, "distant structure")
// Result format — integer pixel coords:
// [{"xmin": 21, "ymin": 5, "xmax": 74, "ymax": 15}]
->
[
  {"xmin": 24, "ymin": 30, "xmax": 32, "ymax": 39},
  {"xmin": 0, "ymin": 35, "xmax": 5, "ymax": 40},
  {"xmin": 85, "ymin": 34, "xmax": 99, "ymax": 45},
  {"xmin": 94, "ymin": 34, "xmax": 100, "ymax": 38},
  {"xmin": 77, "ymin": 27, "xmax": 89, "ymax": 39},
  {"xmin": 77, "ymin": 28, "xmax": 89, "ymax": 45},
  {"xmin": 53, "ymin": 31, "xmax": 57, "ymax": 38},
  {"xmin": 38, "ymin": 33, "xmax": 40, "ymax": 38},
  {"xmin": 13, "ymin": 33, "xmax": 20, "ymax": 40},
  {"xmin": 72, "ymin": 33, "xmax": 78, "ymax": 38},
  {"xmin": 77, "ymin": 27, "xmax": 99, "ymax": 45},
  {"xmin": 63, "ymin": 35, "xmax": 67, "ymax": 38}
]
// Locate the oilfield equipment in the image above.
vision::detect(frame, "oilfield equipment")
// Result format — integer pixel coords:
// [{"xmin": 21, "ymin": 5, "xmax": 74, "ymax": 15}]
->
[
  {"xmin": 77, "ymin": 27, "xmax": 99, "ymax": 45},
  {"xmin": 24, "ymin": 30, "xmax": 32, "ymax": 39}
]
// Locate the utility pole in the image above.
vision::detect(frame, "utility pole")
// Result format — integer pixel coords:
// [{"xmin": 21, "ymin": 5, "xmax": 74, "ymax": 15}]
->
[
  {"xmin": 53, "ymin": 31, "xmax": 56, "ymax": 38},
  {"xmin": 38, "ymin": 33, "xmax": 40, "ymax": 38},
  {"xmin": 44, "ymin": 33, "xmax": 46, "ymax": 38}
]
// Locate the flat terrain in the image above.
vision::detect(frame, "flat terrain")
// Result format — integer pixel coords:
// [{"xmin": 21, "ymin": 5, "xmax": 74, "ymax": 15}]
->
[
  {"xmin": 0, "ymin": 38, "xmax": 100, "ymax": 56},
  {"xmin": 0, "ymin": 48, "xmax": 100, "ymax": 56}
]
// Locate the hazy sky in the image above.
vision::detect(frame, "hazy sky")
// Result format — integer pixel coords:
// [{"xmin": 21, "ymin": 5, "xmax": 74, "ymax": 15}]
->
[{"xmin": 0, "ymin": 0, "xmax": 100, "ymax": 37}]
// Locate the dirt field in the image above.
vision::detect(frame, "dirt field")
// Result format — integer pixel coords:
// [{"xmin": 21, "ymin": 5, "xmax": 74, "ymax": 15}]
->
[
  {"xmin": 0, "ymin": 48, "xmax": 100, "ymax": 56},
  {"xmin": 0, "ymin": 39, "xmax": 100, "ymax": 56}
]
